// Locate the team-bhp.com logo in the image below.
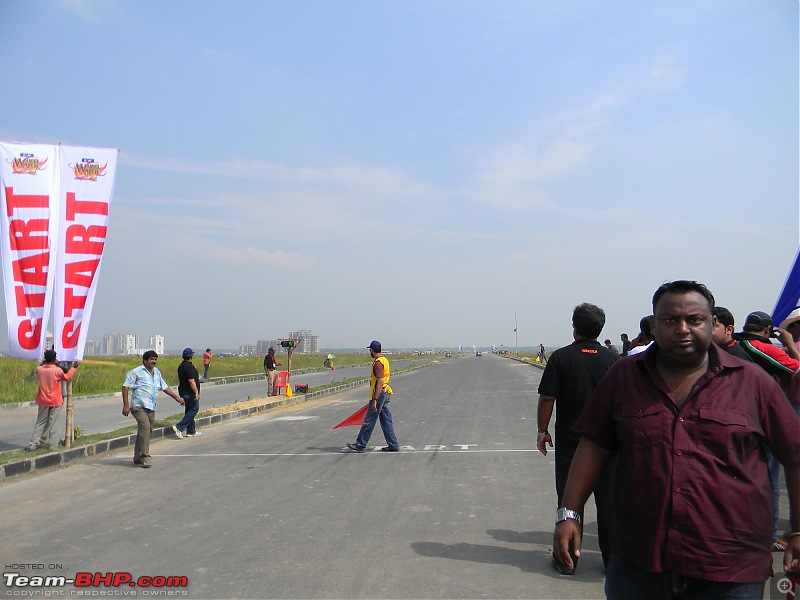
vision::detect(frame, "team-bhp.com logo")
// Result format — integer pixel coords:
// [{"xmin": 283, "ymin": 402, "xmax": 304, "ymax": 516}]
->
[
  {"xmin": 7, "ymin": 153, "xmax": 48, "ymax": 175},
  {"xmin": 70, "ymin": 158, "xmax": 107, "ymax": 181},
  {"xmin": 4, "ymin": 571, "xmax": 189, "ymax": 595}
]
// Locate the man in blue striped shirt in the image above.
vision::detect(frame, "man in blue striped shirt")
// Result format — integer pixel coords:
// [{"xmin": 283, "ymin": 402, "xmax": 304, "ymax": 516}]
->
[{"xmin": 122, "ymin": 350, "xmax": 183, "ymax": 468}]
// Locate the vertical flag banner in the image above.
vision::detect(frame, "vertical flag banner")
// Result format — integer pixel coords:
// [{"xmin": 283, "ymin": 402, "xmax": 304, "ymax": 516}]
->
[
  {"xmin": 772, "ymin": 245, "xmax": 800, "ymax": 327},
  {"xmin": 54, "ymin": 145, "xmax": 117, "ymax": 361},
  {"xmin": 0, "ymin": 142, "xmax": 59, "ymax": 359}
]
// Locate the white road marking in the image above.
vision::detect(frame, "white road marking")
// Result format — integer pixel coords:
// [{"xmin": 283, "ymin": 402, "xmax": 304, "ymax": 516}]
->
[{"xmin": 136, "ymin": 448, "xmax": 538, "ymax": 458}]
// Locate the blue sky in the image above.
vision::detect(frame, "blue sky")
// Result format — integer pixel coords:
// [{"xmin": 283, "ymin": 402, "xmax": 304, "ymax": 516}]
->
[{"xmin": 1, "ymin": 0, "xmax": 797, "ymax": 351}]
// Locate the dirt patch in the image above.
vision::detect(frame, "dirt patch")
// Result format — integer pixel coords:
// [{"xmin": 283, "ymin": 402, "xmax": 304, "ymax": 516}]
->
[{"xmin": 199, "ymin": 396, "xmax": 272, "ymax": 416}]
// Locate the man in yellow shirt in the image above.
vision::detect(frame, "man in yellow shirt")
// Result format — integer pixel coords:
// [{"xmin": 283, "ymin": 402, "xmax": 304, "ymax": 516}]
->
[{"xmin": 346, "ymin": 340, "xmax": 400, "ymax": 452}]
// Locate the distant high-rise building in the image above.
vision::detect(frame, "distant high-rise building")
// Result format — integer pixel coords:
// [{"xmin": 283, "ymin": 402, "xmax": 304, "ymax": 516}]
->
[
  {"xmin": 124, "ymin": 334, "xmax": 138, "ymax": 355},
  {"xmin": 239, "ymin": 344, "xmax": 256, "ymax": 356},
  {"xmin": 102, "ymin": 333, "xmax": 124, "ymax": 355},
  {"xmin": 148, "ymin": 335, "xmax": 164, "ymax": 354},
  {"xmin": 257, "ymin": 339, "xmax": 279, "ymax": 354},
  {"xmin": 289, "ymin": 329, "xmax": 320, "ymax": 354}
]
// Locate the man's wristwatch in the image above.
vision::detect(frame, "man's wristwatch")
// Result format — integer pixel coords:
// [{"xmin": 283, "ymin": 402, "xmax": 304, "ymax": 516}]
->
[{"xmin": 556, "ymin": 507, "xmax": 582, "ymax": 525}]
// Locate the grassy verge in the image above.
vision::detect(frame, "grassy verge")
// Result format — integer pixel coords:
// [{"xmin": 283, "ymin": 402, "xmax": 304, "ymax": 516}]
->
[{"xmin": 0, "ymin": 352, "xmax": 398, "ymax": 406}]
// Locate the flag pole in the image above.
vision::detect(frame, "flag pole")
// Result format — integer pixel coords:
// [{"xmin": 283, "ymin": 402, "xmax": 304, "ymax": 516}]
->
[{"xmin": 60, "ymin": 360, "xmax": 73, "ymax": 448}]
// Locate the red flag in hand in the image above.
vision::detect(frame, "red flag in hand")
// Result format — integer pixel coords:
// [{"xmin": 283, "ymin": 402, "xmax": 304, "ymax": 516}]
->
[{"xmin": 332, "ymin": 404, "xmax": 369, "ymax": 429}]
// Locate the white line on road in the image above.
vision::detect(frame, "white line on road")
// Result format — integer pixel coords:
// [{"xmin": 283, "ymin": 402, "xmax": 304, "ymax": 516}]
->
[{"xmin": 126, "ymin": 448, "xmax": 539, "ymax": 458}]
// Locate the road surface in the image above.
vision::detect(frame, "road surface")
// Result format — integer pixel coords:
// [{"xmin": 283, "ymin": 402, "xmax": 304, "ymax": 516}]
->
[{"xmin": 0, "ymin": 354, "xmax": 790, "ymax": 599}]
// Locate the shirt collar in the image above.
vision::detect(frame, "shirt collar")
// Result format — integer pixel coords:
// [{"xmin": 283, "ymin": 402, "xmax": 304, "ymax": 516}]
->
[
  {"xmin": 637, "ymin": 340, "xmax": 743, "ymax": 376},
  {"xmin": 572, "ymin": 338, "xmax": 601, "ymax": 347},
  {"xmin": 734, "ymin": 331, "xmax": 771, "ymax": 343}
]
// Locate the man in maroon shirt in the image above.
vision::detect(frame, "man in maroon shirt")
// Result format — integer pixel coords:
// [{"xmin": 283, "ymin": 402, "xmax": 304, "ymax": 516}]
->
[{"xmin": 553, "ymin": 280, "xmax": 800, "ymax": 599}]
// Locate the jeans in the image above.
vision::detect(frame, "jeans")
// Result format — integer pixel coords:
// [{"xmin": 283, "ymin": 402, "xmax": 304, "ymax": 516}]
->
[
  {"xmin": 605, "ymin": 554, "xmax": 765, "ymax": 600},
  {"xmin": 131, "ymin": 407, "xmax": 156, "ymax": 462},
  {"xmin": 354, "ymin": 391, "xmax": 399, "ymax": 450},
  {"xmin": 176, "ymin": 394, "xmax": 199, "ymax": 435},
  {"xmin": 203, "ymin": 364, "xmax": 209, "ymax": 379}
]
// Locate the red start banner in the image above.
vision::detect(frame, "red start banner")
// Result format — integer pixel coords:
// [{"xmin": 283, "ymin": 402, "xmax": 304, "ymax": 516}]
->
[{"xmin": 0, "ymin": 142, "xmax": 117, "ymax": 360}]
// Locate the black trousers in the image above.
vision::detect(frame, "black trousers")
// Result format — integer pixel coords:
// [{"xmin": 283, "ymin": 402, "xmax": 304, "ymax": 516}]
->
[{"xmin": 555, "ymin": 444, "xmax": 617, "ymax": 566}]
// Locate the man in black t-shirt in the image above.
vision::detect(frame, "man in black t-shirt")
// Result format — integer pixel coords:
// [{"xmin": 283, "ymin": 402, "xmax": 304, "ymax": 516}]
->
[
  {"xmin": 537, "ymin": 303, "xmax": 619, "ymax": 574},
  {"xmin": 263, "ymin": 347, "xmax": 281, "ymax": 396},
  {"xmin": 173, "ymin": 347, "xmax": 201, "ymax": 439}
]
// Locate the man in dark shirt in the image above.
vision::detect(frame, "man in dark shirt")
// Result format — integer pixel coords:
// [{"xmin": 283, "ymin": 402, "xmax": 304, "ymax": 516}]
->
[
  {"xmin": 620, "ymin": 333, "xmax": 631, "ymax": 357},
  {"xmin": 537, "ymin": 302, "xmax": 619, "ymax": 574},
  {"xmin": 173, "ymin": 347, "xmax": 201, "ymax": 439},
  {"xmin": 711, "ymin": 306, "xmax": 752, "ymax": 362},
  {"xmin": 263, "ymin": 347, "xmax": 281, "ymax": 396},
  {"xmin": 552, "ymin": 281, "xmax": 800, "ymax": 598}
]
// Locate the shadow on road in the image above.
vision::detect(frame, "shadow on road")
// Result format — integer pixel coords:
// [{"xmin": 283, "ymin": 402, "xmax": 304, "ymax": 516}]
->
[{"xmin": 411, "ymin": 530, "xmax": 606, "ymax": 582}]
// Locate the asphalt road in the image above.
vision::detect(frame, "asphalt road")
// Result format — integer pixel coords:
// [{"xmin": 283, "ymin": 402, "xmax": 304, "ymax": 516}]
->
[
  {"xmin": 0, "ymin": 358, "xmax": 432, "ymax": 452},
  {"xmin": 0, "ymin": 354, "xmax": 790, "ymax": 599}
]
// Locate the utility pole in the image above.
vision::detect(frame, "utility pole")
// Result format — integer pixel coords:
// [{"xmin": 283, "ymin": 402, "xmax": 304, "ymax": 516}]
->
[{"xmin": 514, "ymin": 313, "xmax": 518, "ymax": 355}]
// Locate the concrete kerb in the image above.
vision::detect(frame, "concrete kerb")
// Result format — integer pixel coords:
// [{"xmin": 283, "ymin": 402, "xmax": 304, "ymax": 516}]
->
[{"xmin": 0, "ymin": 360, "xmax": 438, "ymax": 482}]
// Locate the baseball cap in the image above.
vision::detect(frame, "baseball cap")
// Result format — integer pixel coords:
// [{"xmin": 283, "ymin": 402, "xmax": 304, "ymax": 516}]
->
[
  {"xmin": 744, "ymin": 311, "xmax": 773, "ymax": 329},
  {"xmin": 182, "ymin": 347, "xmax": 194, "ymax": 359},
  {"xmin": 780, "ymin": 308, "xmax": 800, "ymax": 330},
  {"xmin": 268, "ymin": 347, "xmax": 275, "ymax": 352},
  {"xmin": 368, "ymin": 340, "xmax": 381, "ymax": 352}
]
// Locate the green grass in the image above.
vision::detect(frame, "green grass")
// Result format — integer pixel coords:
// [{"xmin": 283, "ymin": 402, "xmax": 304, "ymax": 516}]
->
[{"xmin": 0, "ymin": 352, "xmax": 400, "ymax": 406}]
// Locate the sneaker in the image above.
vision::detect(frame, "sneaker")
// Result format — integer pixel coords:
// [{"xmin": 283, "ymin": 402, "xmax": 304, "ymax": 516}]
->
[
  {"xmin": 345, "ymin": 443, "xmax": 364, "ymax": 453},
  {"xmin": 172, "ymin": 425, "xmax": 184, "ymax": 439},
  {"xmin": 26, "ymin": 445, "xmax": 38, "ymax": 452},
  {"xmin": 380, "ymin": 446, "xmax": 399, "ymax": 452},
  {"xmin": 772, "ymin": 539, "xmax": 787, "ymax": 552},
  {"xmin": 552, "ymin": 553, "xmax": 575, "ymax": 576},
  {"xmin": 141, "ymin": 457, "xmax": 152, "ymax": 468},
  {"xmin": 187, "ymin": 431, "xmax": 202, "ymax": 437}
]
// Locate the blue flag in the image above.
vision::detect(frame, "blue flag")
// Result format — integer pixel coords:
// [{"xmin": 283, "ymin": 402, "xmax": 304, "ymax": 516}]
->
[{"xmin": 772, "ymin": 245, "xmax": 800, "ymax": 327}]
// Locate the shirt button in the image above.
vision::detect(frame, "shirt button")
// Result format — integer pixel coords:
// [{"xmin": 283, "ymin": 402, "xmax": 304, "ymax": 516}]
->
[
  {"xmin": 677, "ymin": 451, "xmax": 682, "ymax": 456},
  {"xmin": 678, "ymin": 417, "xmax": 684, "ymax": 422},
  {"xmin": 676, "ymin": 487, "xmax": 681, "ymax": 493}
]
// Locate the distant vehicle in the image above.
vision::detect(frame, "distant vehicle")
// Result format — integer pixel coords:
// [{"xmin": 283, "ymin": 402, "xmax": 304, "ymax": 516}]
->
[
  {"xmin": 444, "ymin": 351, "xmax": 453, "ymax": 358},
  {"xmin": 476, "ymin": 351, "xmax": 482, "ymax": 357}
]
